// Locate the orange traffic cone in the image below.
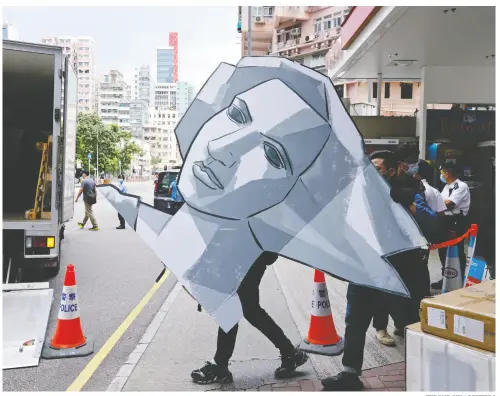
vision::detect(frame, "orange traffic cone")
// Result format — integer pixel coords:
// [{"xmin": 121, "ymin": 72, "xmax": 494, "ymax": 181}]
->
[
  {"xmin": 299, "ymin": 270, "xmax": 344, "ymax": 356},
  {"xmin": 42, "ymin": 264, "xmax": 94, "ymax": 359}
]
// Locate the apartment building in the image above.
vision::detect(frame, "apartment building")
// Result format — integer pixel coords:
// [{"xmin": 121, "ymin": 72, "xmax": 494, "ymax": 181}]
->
[
  {"xmin": 176, "ymin": 81, "xmax": 194, "ymax": 117},
  {"xmin": 238, "ymin": 6, "xmax": 350, "ymax": 74},
  {"xmin": 130, "ymin": 138, "xmax": 151, "ymax": 175},
  {"xmin": 41, "ymin": 35, "xmax": 97, "ymax": 113},
  {"xmin": 98, "ymin": 70, "xmax": 131, "ymax": 131},
  {"xmin": 145, "ymin": 107, "xmax": 181, "ymax": 167},
  {"xmin": 130, "ymin": 100, "xmax": 149, "ymax": 140},
  {"xmin": 134, "ymin": 65, "xmax": 151, "ymax": 106},
  {"xmin": 154, "ymin": 82, "xmax": 177, "ymax": 109}
]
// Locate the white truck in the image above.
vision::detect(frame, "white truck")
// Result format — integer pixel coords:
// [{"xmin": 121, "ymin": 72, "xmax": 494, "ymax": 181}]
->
[{"xmin": 3, "ymin": 40, "xmax": 78, "ymax": 369}]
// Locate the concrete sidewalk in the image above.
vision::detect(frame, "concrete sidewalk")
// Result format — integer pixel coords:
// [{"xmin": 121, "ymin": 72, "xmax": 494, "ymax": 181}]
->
[{"xmin": 108, "ymin": 252, "xmax": 442, "ymax": 391}]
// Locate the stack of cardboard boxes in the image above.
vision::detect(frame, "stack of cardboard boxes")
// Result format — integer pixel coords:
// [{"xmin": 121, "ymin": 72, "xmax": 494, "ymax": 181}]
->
[{"xmin": 406, "ymin": 280, "xmax": 496, "ymax": 392}]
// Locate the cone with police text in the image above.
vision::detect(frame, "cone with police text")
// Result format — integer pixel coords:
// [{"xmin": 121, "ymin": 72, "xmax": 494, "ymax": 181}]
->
[
  {"xmin": 463, "ymin": 224, "xmax": 479, "ymax": 287},
  {"xmin": 42, "ymin": 264, "xmax": 94, "ymax": 359},
  {"xmin": 299, "ymin": 270, "xmax": 344, "ymax": 356},
  {"xmin": 441, "ymin": 231, "xmax": 463, "ymax": 294}
]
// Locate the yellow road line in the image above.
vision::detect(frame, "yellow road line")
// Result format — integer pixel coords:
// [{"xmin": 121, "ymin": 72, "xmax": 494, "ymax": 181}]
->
[{"xmin": 66, "ymin": 270, "xmax": 170, "ymax": 392}]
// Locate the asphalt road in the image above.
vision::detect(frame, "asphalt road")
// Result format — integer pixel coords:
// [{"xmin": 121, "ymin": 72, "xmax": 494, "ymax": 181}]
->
[{"xmin": 3, "ymin": 181, "xmax": 176, "ymax": 392}]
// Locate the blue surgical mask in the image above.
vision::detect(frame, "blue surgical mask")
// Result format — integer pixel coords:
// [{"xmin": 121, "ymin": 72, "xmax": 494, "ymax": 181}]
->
[
  {"xmin": 119, "ymin": 179, "xmax": 124, "ymax": 184},
  {"xmin": 406, "ymin": 163, "xmax": 418, "ymax": 176},
  {"xmin": 440, "ymin": 175, "xmax": 447, "ymax": 184}
]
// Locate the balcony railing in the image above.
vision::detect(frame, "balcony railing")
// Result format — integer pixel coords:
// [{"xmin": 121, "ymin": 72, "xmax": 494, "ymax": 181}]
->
[{"xmin": 272, "ymin": 28, "xmax": 341, "ymax": 57}]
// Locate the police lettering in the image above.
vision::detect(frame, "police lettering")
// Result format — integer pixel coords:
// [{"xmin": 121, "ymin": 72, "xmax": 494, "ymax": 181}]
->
[
  {"xmin": 317, "ymin": 300, "xmax": 330, "ymax": 309},
  {"xmin": 60, "ymin": 303, "xmax": 78, "ymax": 313}
]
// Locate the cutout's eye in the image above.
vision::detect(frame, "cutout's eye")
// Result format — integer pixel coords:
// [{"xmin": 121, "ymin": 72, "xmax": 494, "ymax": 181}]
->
[
  {"xmin": 263, "ymin": 142, "xmax": 285, "ymax": 169},
  {"xmin": 227, "ymin": 105, "xmax": 246, "ymax": 125}
]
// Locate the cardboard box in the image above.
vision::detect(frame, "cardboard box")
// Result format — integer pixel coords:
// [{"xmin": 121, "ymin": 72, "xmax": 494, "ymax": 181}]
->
[
  {"xmin": 406, "ymin": 323, "xmax": 496, "ymax": 392},
  {"xmin": 420, "ymin": 280, "xmax": 495, "ymax": 352}
]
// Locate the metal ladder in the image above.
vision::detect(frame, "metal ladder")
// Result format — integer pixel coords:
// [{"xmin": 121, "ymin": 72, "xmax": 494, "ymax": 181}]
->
[{"xmin": 25, "ymin": 136, "xmax": 52, "ymax": 220}]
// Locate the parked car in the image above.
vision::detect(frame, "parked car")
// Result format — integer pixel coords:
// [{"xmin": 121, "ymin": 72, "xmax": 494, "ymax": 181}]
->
[{"xmin": 154, "ymin": 169, "xmax": 182, "ymax": 215}]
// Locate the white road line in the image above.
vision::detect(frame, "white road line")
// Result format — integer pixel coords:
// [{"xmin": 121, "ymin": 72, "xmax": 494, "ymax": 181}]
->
[{"xmin": 106, "ymin": 282, "xmax": 182, "ymax": 392}]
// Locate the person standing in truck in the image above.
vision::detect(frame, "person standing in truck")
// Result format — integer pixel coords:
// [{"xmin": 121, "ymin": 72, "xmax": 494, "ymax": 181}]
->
[{"xmin": 76, "ymin": 170, "xmax": 99, "ymax": 231}]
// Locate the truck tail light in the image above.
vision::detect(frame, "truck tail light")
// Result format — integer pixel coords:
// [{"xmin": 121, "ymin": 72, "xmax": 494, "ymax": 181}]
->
[
  {"xmin": 26, "ymin": 236, "xmax": 56, "ymax": 249},
  {"xmin": 47, "ymin": 237, "xmax": 55, "ymax": 249}
]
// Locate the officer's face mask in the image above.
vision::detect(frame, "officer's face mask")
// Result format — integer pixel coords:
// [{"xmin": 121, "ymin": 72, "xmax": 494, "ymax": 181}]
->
[
  {"xmin": 440, "ymin": 173, "xmax": 447, "ymax": 184},
  {"xmin": 406, "ymin": 163, "xmax": 419, "ymax": 176},
  {"xmin": 119, "ymin": 179, "xmax": 124, "ymax": 184}
]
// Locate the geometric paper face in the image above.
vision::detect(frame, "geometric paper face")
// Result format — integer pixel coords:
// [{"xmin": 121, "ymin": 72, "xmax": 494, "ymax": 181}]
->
[{"xmin": 99, "ymin": 56, "xmax": 428, "ymax": 333}]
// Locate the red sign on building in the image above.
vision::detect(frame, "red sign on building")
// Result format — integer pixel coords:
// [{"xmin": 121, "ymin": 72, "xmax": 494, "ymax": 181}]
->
[{"xmin": 169, "ymin": 32, "xmax": 179, "ymax": 83}]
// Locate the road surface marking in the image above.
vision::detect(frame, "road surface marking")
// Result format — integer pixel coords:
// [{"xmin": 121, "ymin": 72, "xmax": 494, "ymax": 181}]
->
[
  {"xmin": 66, "ymin": 269, "xmax": 170, "ymax": 392},
  {"xmin": 106, "ymin": 282, "xmax": 182, "ymax": 391}
]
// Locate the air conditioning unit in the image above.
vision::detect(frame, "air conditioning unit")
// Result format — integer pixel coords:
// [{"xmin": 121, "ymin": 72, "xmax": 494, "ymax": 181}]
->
[
  {"xmin": 290, "ymin": 28, "xmax": 301, "ymax": 36},
  {"xmin": 254, "ymin": 16, "xmax": 264, "ymax": 24},
  {"xmin": 314, "ymin": 33, "xmax": 320, "ymax": 39},
  {"xmin": 304, "ymin": 35, "xmax": 311, "ymax": 42},
  {"xmin": 336, "ymin": 27, "xmax": 342, "ymax": 35},
  {"xmin": 325, "ymin": 32, "xmax": 330, "ymax": 38}
]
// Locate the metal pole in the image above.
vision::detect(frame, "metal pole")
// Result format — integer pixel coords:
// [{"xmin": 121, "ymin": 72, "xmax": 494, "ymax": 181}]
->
[
  {"xmin": 96, "ymin": 127, "xmax": 99, "ymax": 179},
  {"xmin": 88, "ymin": 158, "xmax": 90, "ymax": 173},
  {"xmin": 376, "ymin": 73, "xmax": 382, "ymax": 116},
  {"xmin": 247, "ymin": 6, "xmax": 252, "ymax": 56}
]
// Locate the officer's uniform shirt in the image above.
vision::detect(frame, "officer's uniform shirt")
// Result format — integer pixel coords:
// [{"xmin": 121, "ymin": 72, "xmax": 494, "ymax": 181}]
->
[
  {"xmin": 440, "ymin": 179, "xmax": 470, "ymax": 216},
  {"xmin": 422, "ymin": 179, "xmax": 447, "ymax": 213}
]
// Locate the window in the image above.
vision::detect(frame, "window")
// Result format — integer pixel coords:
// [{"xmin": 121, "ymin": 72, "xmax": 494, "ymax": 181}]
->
[
  {"xmin": 333, "ymin": 13, "xmax": 342, "ymax": 27},
  {"xmin": 314, "ymin": 18, "xmax": 322, "ymax": 34},
  {"xmin": 372, "ymin": 82, "xmax": 377, "ymax": 99},
  {"xmin": 384, "ymin": 83, "xmax": 390, "ymax": 99},
  {"xmin": 263, "ymin": 6, "xmax": 274, "ymax": 17},
  {"xmin": 323, "ymin": 14, "xmax": 332, "ymax": 30},
  {"xmin": 400, "ymin": 83, "xmax": 413, "ymax": 99}
]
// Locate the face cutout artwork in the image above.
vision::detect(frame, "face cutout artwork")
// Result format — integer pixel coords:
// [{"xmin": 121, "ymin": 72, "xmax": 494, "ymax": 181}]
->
[
  {"xmin": 182, "ymin": 79, "xmax": 329, "ymax": 220},
  {"xmin": 98, "ymin": 57, "xmax": 428, "ymax": 333}
]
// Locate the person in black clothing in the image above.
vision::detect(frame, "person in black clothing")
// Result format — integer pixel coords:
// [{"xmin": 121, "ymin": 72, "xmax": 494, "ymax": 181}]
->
[
  {"xmin": 191, "ymin": 252, "xmax": 308, "ymax": 384},
  {"xmin": 322, "ymin": 151, "xmax": 436, "ymax": 391},
  {"xmin": 371, "ymin": 145, "xmax": 428, "ymax": 347}
]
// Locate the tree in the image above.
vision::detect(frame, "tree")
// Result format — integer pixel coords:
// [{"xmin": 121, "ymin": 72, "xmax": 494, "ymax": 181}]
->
[
  {"xmin": 117, "ymin": 129, "xmax": 142, "ymax": 172},
  {"xmin": 151, "ymin": 155, "xmax": 162, "ymax": 168},
  {"xmin": 76, "ymin": 113, "xmax": 120, "ymax": 174}
]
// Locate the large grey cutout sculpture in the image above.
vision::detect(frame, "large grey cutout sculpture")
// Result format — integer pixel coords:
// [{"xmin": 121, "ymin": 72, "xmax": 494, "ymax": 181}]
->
[{"xmin": 98, "ymin": 57, "xmax": 428, "ymax": 332}]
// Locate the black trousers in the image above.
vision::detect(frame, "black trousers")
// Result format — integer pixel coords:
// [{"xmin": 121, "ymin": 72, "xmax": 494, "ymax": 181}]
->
[
  {"xmin": 213, "ymin": 254, "xmax": 295, "ymax": 367},
  {"xmin": 118, "ymin": 213, "xmax": 125, "ymax": 227},
  {"xmin": 438, "ymin": 215, "xmax": 469, "ymax": 278},
  {"xmin": 343, "ymin": 250, "xmax": 430, "ymax": 375}
]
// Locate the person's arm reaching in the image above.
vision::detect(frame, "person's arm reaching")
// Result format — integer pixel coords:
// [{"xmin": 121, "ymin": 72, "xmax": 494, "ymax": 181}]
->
[{"xmin": 75, "ymin": 186, "xmax": 84, "ymax": 202}]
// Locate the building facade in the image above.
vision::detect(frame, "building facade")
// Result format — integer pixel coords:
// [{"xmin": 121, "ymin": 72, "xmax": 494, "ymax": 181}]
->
[
  {"xmin": 157, "ymin": 47, "xmax": 175, "ymax": 83},
  {"xmin": 41, "ymin": 35, "xmax": 97, "ymax": 113},
  {"xmin": 154, "ymin": 82, "xmax": 177, "ymax": 109},
  {"xmin": 145, "ymin": 107, "xmax": 181, "ymax": 167},
  {"xmin": 98, "ymin": 70, "xmax": 131, "ymax": 131},
  {"xmin": 130, "ymin": 100, "xmax": 149, "ymax": 140},
  {"xmin": 176, "ymin": 81, "xmax": 194, "ymax": 116},
  {"xmin": 134, "ymin": 65, "xmax": 151, "ymax": 106}
]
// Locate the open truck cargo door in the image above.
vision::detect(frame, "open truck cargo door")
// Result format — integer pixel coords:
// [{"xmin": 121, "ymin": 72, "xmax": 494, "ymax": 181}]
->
[
  {"xmin": 60, "ymin": 55, "xmax": 78, "ymax": 223},
  {"xmin": 2, "ymin": 282, "xmax": 53, "ymax": 369}
]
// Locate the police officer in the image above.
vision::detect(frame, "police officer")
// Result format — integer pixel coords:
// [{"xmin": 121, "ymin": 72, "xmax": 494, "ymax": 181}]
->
[{"xmin": 431, "ymin": 163, "xmax": 471, "ymax": 290}]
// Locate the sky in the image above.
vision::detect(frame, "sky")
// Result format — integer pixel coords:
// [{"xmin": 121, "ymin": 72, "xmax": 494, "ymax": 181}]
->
[{"xmin": 3, "ymin": 6, "xmax": 242, "ymax": 92}]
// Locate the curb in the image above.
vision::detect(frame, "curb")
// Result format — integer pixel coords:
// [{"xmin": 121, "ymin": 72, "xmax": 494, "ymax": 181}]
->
[{"xmin": 106, "ymin": 282, "xmax": 182, "ymax": 392}]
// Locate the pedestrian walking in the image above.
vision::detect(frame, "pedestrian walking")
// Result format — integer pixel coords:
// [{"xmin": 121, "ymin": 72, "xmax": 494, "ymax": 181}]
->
[
  {"xmin": 321, "ymin": 151, "xmax": 437, "ymax": 391},
  {"xmin": 168, "ymin": 176, "xmax": 184, "ymax": 214},
  {"xmin": 191, "ymin": 252, "xmax": 308, "ymax": 384},
  {"xmin": 431, "ymin": 162, "xmax": 471, "ymax": 290},
  {"xmin": 76, "ymin": 170, "xmax": 98, "ymax": 231},
  {"xmin": 117, "ymin": 174, "xmax": 127, "ymax": 229}
]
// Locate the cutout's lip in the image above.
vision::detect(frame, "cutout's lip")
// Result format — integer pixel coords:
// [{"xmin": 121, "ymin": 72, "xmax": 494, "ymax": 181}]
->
[{"xmin": 193, "ymin": 162, "xmax": 223, "ymax": 190}]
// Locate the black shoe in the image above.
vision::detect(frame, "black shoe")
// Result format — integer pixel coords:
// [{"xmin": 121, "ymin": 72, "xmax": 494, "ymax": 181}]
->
[
  {"xmin": 116, "ymin": 225, "xmax": 125, "ymax": 229},
  {"xmin": 431, "ymin": 279, "xmax": 443, "ymax": 290},
  {"xmin": 274, "ymin": 347, "xmax": 308, "ymax": 379},
  {"xmin": 191, "ymin": 361, "xmax": 233, "ymax": 384},
  {"xmin": 321, "ymin": 371, "xmax": 363, "ymax": 391}
]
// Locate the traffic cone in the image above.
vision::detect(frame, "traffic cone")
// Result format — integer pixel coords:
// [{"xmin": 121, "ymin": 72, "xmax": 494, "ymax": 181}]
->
[
  {"xmin": 42, "ymin": 264, "xmax": 94, "ymax": 359},
  {"xmin": 441, "ymin": 232, "xmax": 463, "ymax": 294},
  {"xmin": 463, "ymin": 224, "xmax": 478, "ymax": 287},
  {"xmin": 299, "ymin": 270, "xmax": 344, "ymax": 356}
]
